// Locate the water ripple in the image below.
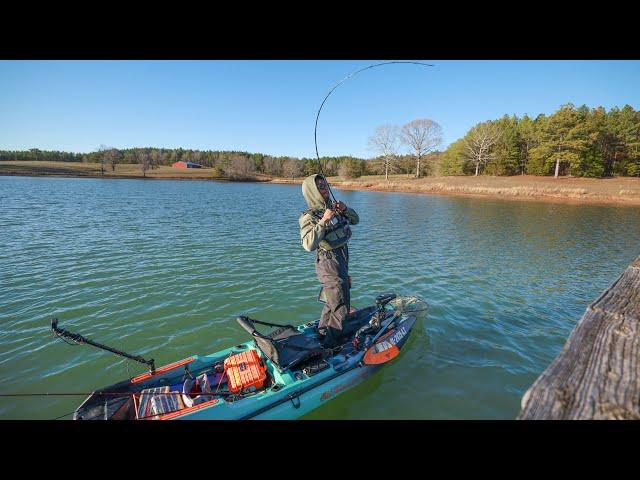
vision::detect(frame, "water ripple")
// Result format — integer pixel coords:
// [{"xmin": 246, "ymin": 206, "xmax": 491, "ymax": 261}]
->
[{"xmin": 1, "ymin": 176, "xmax": 640, "ymax": 419}]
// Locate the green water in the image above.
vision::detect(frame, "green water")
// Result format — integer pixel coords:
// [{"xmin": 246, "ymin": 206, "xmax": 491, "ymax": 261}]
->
[{"xmin": 1, "ymin": 176, "xmax": 639, "ymax": 419}]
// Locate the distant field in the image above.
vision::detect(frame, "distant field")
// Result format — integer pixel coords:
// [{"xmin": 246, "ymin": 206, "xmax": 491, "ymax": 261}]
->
[
  {"xmin": 3, "ymin": 161, "xmax": 640, "ymax": 205},
  {"xmin": 0, "ymin": 161, "xmax": 229, "ymax": 180}
]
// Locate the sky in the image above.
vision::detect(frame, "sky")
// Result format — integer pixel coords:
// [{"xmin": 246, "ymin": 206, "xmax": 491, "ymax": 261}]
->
[{"xmin": 1, "ymin": 60, "xmax": 639, "ymax": 159}]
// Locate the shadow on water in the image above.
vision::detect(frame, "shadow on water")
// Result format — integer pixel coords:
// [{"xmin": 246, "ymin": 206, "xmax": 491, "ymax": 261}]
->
[{"xmin": 300, "ymin": 367, "xmax": 388, "ymax": 420}]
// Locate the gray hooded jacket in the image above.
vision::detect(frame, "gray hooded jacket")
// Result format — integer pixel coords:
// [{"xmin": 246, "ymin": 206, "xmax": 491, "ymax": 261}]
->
[{"xmin": 298, "ymin": 174, "xmax": 359, "ymax": 252}]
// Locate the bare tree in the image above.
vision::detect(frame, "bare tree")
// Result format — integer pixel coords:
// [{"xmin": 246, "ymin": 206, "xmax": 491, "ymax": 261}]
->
[
  {"xmin": 400, "ymin": 119, "xmax": 443, "ymax": 178},
  {"xmin": 368, "ymin": 125, "xmax": 400, "ymax": 180},
  {"xmin": 337, "ymin": 161, "xmax": 350, "ymax": 179},
  {"xmin": 150, "ymin": 150, "xmax": 163, "ymax": 170},
  {"xmin": 464, "ymin": 122, "xmax": 502, "ymax": 176},
  {"xmin": 225, "ymin": 155, "xmax": 256, "ymax": 180},
  {"xmin": 104, "ymin": 148, "xmax": 119, "ymax": 172},
  {"xmin": 137, "ymin": 151, "xmax": 151, "ymax": 177},
  {"xmin": 282, "ymin": 158, "xmax": 303, "ymax": 180},
  {"xmin": 324, "ymin": 159, "xmax": 336, "ymax": 177},
  {"xmin": 263, "ymin": 156, "xmax": 284, "ymax": 177},
  {"xmin": 98, "ymin": 144, "xmax": 109, "ymax": 175}
]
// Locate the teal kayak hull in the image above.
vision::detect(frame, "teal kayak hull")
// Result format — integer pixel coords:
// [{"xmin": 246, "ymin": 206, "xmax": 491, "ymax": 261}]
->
[
  {"xmin": 73, "ymin": 297, "xmax": 423, "ymax": 420},
  {"xmin": 177, "ymin": 351, "xmax": 385, "ymax": 420}
]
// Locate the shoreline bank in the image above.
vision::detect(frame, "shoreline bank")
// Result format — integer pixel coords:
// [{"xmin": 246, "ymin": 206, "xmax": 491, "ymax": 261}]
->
[
  {"xmin": 2, "ymin": 161, "xmax": 640, "ymax": 206},
  {"xmin": 270, "ymin": 176, "xmax": 640, "ymax": 207}
]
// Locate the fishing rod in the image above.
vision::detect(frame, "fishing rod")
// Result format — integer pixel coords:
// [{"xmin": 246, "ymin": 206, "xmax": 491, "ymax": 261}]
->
[
  {"xmin": 51, "ymin": 318, "xmax": 156, "ymax": 374},
  {"xmin": 313, "ymin": 60, "xmax": 434, "ymax": 206}
]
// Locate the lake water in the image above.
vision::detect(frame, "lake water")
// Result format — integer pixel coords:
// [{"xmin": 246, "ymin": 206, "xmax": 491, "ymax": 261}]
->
[{"xmin": 1, "ymin": 176, "xmax": 639, "ymax": 419}]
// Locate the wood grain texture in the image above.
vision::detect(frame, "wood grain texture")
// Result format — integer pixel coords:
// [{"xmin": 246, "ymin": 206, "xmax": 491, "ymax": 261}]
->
[{"xmin": 518, "ymin": 255, "xmax": 640, "ymax": 419}]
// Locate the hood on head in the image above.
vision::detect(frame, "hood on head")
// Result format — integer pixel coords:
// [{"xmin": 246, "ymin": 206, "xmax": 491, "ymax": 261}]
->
[{"xmin": 301, "ymin": 174, "xmax": 329, "ymax": 210}]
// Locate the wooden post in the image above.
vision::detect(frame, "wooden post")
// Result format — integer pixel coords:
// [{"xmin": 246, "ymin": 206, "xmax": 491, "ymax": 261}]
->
[{"xmin": 518, "ymin": 255, "xmax": 640, "ymax": 419}]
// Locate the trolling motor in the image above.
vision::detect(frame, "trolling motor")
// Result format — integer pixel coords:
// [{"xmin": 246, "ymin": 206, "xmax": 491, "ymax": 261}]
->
[{"xmin": 51, "ymin": 318, "xmax": 156, "ymax": 374}]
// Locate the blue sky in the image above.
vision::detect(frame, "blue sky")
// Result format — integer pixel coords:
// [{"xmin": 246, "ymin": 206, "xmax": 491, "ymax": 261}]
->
[{"xmin": 1, "ymin": 60, "xmax": 639, "ymax": 159}]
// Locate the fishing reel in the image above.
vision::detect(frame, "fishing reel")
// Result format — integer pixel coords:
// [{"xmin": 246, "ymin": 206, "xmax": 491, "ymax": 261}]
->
[{"xmin": 330, "ymin": 200, "xmax": 347, "ymax": 215}]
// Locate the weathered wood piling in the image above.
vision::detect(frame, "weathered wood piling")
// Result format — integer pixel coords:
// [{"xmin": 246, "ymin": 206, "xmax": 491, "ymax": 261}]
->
[{"xmin": 518, "ymin": 255, "xmax": 640, "ymax": 419}]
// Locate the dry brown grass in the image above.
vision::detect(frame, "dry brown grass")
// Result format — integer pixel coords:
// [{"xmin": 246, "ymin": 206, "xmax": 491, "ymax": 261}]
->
[
  {"xmin": 340, "ymin": 180, "xmax": 589, "ymax": 198},
  {"xmin": 330, "ymin": 175, "xmax": 640, "ymax": 205}
]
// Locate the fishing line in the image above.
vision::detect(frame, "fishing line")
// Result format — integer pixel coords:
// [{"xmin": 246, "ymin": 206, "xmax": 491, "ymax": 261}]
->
[
  {"xmin": 313, "ymin": 60, "xmax": 434, "ymax": 203},
  {"xmin": 52, "ymin": 410, "xmax": 77, "ymax": 420}
]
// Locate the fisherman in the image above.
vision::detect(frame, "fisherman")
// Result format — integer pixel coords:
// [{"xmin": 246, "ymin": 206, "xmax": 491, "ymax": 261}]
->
[{"xmin": 299, "ymin": 174, "xmax": 359, "ymax": 348}]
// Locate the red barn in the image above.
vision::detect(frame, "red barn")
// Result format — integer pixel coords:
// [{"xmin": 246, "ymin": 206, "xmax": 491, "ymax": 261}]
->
[{"xmin": 172, "ymin": 161, "xmax": 203, "ymax": 169}]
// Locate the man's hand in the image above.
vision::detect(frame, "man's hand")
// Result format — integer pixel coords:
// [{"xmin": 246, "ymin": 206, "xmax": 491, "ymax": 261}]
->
[
  {"xmin": 333, "ymin": 200, "xmax": 347, "ymax": 213},
  {"xmin": 321, "ymin": 209, "xmax": 335, "ymax": 223}
]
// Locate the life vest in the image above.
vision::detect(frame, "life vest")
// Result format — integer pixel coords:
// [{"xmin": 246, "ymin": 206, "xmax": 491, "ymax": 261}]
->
[{"xmin": 303, "ymin": 208, "xmax": 352, "ymax": 251}]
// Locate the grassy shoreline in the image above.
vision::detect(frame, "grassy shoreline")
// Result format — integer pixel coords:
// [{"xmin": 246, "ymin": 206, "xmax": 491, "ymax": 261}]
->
[
  {"xmin": 321, "ymin": 175, "xmax": 640, "ymax": 206},
  {"xmin": 2, "ymin": 161, "xmax": 640, "ymax": 206}
]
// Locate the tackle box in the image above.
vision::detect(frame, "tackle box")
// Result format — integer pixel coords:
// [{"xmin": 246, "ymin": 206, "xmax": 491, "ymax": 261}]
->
[{"xmin": 224, "ymin": 349, "xmax": 267, "ymax": 394}]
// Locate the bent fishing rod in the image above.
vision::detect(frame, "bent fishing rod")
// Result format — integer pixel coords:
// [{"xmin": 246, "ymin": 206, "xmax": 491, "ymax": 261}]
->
[{"xmin": 313, "ymin": 60, "xmax": 434, "ymax": 207}]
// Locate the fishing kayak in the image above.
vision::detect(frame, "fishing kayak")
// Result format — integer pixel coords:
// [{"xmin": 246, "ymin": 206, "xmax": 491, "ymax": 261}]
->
[{"xmin": 70, "ymin": 294, "xmax": 427, "ymax": 420}]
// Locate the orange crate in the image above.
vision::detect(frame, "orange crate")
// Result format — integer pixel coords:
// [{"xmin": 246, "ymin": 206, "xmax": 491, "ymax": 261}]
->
[{"xmin": 224, "ymin": 349, "xmax": 267, "ymax": 394}]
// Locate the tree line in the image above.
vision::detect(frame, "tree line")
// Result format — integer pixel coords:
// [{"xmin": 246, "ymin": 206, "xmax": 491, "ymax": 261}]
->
[
  {"xmin": 439, "ymin": 104, "xmax": 640, "ymax": 177},
  {"xmin": 0, "ymin": 146, "xmax": 438, "ymax": 179},
  {"xmin": 0, "ymin": 147, "xmax": 364, "ymax": 179},
  {"xmin": 2, "ymin": 103, "xmax": 638, "ymax": 179},
  {"xmin": 367, "ymin": 104, "xmax": 640, "ymax": 178}
]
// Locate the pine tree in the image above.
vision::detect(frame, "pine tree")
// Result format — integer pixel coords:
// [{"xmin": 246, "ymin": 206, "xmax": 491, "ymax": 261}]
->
[
  {"xmin": 490, "ymin": 115, "xmax": 520, "ymax": 175},
  {"xmin": 517, "ymin": 115, "xmax": 538, "ymax": 175},
  {"xmin": 529, "ymin": 104, "xmax": 589, "ymax": 177}
]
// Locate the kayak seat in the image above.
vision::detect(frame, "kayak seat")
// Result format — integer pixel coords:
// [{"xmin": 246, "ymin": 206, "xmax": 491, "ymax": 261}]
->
[{"xmin": 236, "ymin": 316, "xmax": 325, "ymax": 372}]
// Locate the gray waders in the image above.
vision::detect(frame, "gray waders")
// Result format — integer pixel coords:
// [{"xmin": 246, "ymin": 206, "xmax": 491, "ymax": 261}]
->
[{"xmin": 316, "ymin": 244, "xmax": 350, "ymax": 347}]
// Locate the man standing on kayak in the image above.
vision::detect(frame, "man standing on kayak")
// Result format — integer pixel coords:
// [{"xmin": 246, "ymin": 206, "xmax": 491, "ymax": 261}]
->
[{"xmin": 299, "ymin": 174, "xmax": 359, "ymax": 348}]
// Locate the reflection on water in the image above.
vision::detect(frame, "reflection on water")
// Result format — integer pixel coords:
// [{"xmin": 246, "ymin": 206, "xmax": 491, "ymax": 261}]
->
[{"xmin": 1, "ymin": 176, "xmax": 639, "ymax": 419}]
